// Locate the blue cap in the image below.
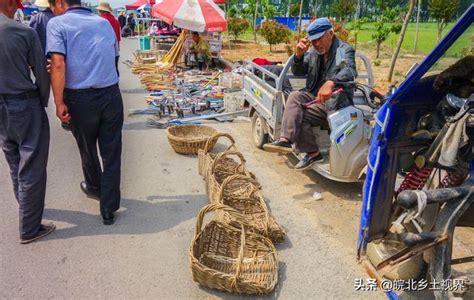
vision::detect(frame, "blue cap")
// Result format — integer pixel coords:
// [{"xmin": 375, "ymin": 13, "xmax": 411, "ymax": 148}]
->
[{"xmin": 307, "ymin": 18, "xmax": 332, "ymax": 41}]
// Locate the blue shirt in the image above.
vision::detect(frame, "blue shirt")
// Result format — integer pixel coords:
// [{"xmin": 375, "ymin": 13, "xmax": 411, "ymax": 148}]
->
[
  {"xmin": 29, "ymin": 8, "xmax": 54, "ymax": 53},
  {"xmin": 46, "ymin": 7, "xmax": 119, "ymax": 89}
]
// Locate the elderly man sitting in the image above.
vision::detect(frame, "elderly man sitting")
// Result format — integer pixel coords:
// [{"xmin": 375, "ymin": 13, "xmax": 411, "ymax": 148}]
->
[{"xmin": 263, "ymin": 18, "xmax": 357, "ymax": 170}]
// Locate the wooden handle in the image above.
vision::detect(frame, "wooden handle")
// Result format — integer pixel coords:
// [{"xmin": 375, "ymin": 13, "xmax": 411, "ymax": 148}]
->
[
  {"xmin": 203, "ymin": 132, "xmax": 236, "ymax": 153},
  {"xmin": 210, "ymin": 150, "xmax": 246, "ymax": 174}
]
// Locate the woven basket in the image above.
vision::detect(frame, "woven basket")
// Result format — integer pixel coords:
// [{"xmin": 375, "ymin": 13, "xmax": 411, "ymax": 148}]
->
[
  {"xmin": 190, "ymin": 203, "xmax": 278, "ymax": 294},
  {"xmin": 206, "ymin": 150, "xmax": 258, "ymax": 203},
  {"xmin": 167, "ymin": 125, "xmax": 218, "ymax": 155},
  {"xmin": 216, "ymin": 174, "xmax": 285, "ymax": 244},
  {"xmin": 198, "ymin": 133, "xmax": 236, "ymax": 177}
]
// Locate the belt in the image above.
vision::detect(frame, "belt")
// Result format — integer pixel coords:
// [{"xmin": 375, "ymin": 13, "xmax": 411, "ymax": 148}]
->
[{"xmin": 0, "ymin": 90, "xmax": 39, "ymax": 100}]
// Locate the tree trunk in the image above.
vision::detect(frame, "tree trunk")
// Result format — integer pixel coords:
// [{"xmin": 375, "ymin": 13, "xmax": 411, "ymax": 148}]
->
[
  {"xmin": 437, "ymin": 21, "xmax": 442, "ymax": 42},
  {"xmin": 413, "ymin": 0, "xmax": 421, "ymax": 53},
  {"xmin": 297, "ymin": 0, "xmax": 304, "ymax": 39},
  {"xmin": 387, "ymin": 0, "xmax": 415, "ymax": 82},
  {"xmin": 253, "ymin": 0, "xmax": 259, "ymax": 43},
  {"xmin": 313, "ymin": 0, "xmax": 318, "ymax": 16},
  {"xmin": 376, "ymin": 42, "xmax": 381, "ymax": 58}
]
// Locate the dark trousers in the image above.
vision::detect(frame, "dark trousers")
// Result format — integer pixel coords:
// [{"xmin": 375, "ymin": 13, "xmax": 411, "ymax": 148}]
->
[
  {"xmin": 280, "ymin": 91, "xmax": 328, "ymax": 153},
  {"xmin": 0, "ymin": 94, "xmax": 50, "ymax": 239},
  {"xmin": 64, "ymin": 84, "xmax": 123, "ymax": 215}
]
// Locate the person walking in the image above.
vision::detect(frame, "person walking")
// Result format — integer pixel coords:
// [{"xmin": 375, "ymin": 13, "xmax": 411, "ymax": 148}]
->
[
  {"xmin": 118, "ymin": 11, "xmax": 125, "ymax": 31},
  {"xmin": 29, "ymin": 0, "xmax": 54, "ymax": 52},
  {"xmin": 30, "ymin": 0, "xmax": 72, "ymax": 131},
  {"xmin": 47, "ymin": 0, "xmax": 123, "ymax": 225},
  {"xmin": 97, "ymin": 2, "xmax": 120, "ymax": 46},
  {"xmin": 0, "ymin": 0, "xmax": 55, "ymax": 243},
  {"xmin": 126, "ymin": 12, "xmax": 135, "ymax": 37}
]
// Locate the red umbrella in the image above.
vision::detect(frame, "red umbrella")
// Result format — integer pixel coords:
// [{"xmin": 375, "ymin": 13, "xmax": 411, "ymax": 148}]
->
[{"xmin": 152, "ymin": 0, "xmax": 227, "ymax": 32}]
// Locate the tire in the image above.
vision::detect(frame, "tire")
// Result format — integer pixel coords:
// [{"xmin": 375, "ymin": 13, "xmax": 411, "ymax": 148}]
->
[{"xmin": 251, "ymin": 112, "xmax": 269, "ymax": 149}]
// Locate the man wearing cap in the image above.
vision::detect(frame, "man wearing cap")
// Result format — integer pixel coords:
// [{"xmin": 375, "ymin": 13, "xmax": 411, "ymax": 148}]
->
[
  {"xmin": 47, "ymin": 0, "xmax": 123, "ymax": 225},
  {"xmin": 263, "ymin": 18, "xmax": 357, "ymax": 170},
  {"xmin": 97, "ymin": 2, "xmax": 121, "ymax": 46},
  {"xmin": 0, "ymin": 0, "xmax": 55, "ymax": 243}
]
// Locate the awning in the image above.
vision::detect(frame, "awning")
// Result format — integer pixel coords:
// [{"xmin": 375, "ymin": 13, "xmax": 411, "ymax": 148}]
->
[{"xmin": 125, "ymin": 0, "xmax": 156, "ymax": 10}]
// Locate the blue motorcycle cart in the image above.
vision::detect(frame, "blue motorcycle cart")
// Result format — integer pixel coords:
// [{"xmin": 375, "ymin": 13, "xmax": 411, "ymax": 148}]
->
[{"xmin": 357, "ymin": 6, "xmax": 473, "ymax": 300}]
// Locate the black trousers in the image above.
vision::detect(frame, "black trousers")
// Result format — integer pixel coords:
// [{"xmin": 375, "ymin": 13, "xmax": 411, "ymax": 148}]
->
[
  {"xmin": 0, "ymin": 93, "xmax": 50, "ymax": 239},
  {"xmin": 280, "ymin": 91, "xmax": 328, "ymax": 153},
  {"xmin": 64, "ymin": 84, "xmax": 124, "ymax": 215}
]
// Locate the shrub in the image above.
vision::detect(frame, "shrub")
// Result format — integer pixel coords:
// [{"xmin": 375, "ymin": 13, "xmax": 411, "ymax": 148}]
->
[
  {"xmin": 258, "ymin": 20, "xmax": 292, "ymax": 52},
  {"xmin": 228, "ymin": 17, "xmax": 249, "ymax": 41}
]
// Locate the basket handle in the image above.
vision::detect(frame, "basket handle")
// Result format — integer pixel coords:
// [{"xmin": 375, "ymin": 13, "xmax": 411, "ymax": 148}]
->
[
  {"xmin": 231, "ymin": 223, "xmax": 246, "ymax": 290},
  {"xmin": 218, "ymin": 174, "xmax": 270, "ymax": 236},
  {"xmin": 194, "ymin": 203, "xmax": 249, "ymax": 236},
  {"xmin": 203, "ymin": 133, "xmax": 236, "ymax": 153},
  {"xmin": 210, "ymin": 150, "xmax": 246, "ymax": 174}
]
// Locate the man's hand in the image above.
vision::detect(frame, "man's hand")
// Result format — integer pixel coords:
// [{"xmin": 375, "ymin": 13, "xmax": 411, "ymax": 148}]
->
[
  {"xmin": 316, "ymin": 80, "xmax": 336, "ymax": 103},
  {"xmin": 46, "ymin": 58, "xmax": 51, "ymax": 73},
  {"xmin": 295, "ymin": 38, "xmax": 309, "ymax": 59},
  {"xmin": 56, "ymin": 102, "xmax": 71, "ymax": 123}
]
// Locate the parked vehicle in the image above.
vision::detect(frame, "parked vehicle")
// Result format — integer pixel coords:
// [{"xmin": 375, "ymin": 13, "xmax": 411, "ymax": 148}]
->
[{"xmin": 357, "ymin": 6, "xmax": 473, "ymax": 300}]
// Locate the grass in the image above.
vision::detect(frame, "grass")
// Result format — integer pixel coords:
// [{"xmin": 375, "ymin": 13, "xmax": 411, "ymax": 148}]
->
[
  {"xmin": 353, "ymin": 22, "xmax": 473, "ymax": 56},
  {"xmin": 224, "ymin": 22, "xmax": 473, "ymax": 56}
]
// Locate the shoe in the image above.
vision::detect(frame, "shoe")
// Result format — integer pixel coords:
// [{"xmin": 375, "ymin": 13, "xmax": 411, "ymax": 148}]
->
[
  {"xmin": 263, "ymin": 139, "xmax": 293, "ymax": 154},
  {"xmin": 20, "ymin": 223, "xmax": 56, "ymax": 244},
  {"xmin": 61, "ymin": 122, "xmax": 72, "ymax": 131},
  {"xmin": 102, "ymin": 212, "xmax": 115, "ymax": 225},
  {"xmin": 295, "ymin": 153, "xmax": 324, "ymax": 170},
  {"xmin": 80, "ymin": 181, "xmax": 100, "ymax": 200}
]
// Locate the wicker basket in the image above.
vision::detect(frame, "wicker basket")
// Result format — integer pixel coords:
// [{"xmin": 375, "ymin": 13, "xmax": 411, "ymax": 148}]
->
[
  {"xmin": 190, "ymin": 204, "xmax": 278, "ymax": 294},
  {"xmin": 216, "ymin": 174, "xmax": 285, "ymax": 244},
  {"xmin": 206, "ymin": 150, "xmax": 258, "ymax": 203},
  {"xmin": 198, "ymin": 133, "xmax": 236, "ymax": 177},
  {"xmin": 167, "ymin": 125, "xmax": 218, "ymax": 155}
]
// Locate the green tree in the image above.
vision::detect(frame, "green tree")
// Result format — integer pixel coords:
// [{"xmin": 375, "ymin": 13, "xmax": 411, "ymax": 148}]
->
[
  {"xmin": 371, "ymin": 8, "xmax": 402, "ymax": 58},
  {"xmin": 228, "ymin": 17, "xmax": 249, "ymax": 40},
  {"xmin": 258, "ymin": 20, "xmax": 292, "ymax": 51},
  {"xmin": 388, "ymin": 0, "xmax": 416, "ymax": 81},
  {"xmin": 262, "ymin": 1, "xmax": 277, "ymax": 20},
  {"xmin": 332, "ymin": 0, "xmax": 357, "ymax": 22},
  {"xmin": 350, "ymin": 17, "xmax": 369, "ymax": 50},
  {"xmin": 428, "ymin": 0, "xmax": 460, "ymax": 42}
]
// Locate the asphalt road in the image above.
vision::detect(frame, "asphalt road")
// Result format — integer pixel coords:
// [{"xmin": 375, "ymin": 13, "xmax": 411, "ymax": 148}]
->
[{"xmin": 2, "ymin": 38, "xmax": 470, "ymax": 299}]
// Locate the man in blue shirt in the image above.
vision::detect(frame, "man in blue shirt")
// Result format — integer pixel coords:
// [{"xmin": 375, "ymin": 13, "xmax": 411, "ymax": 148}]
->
[{"xmin": 47, "ymin": 0, "xmax": 123, "ymax": 225}]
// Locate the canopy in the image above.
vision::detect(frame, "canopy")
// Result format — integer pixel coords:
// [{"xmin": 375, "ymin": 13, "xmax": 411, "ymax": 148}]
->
[
  {"xmin": 125, "ymin": 0, "xmax": 156, "ymax": 10},
  {"xmin": 151, "ymin": 0, "xmax": 227, "ymax": 32}
]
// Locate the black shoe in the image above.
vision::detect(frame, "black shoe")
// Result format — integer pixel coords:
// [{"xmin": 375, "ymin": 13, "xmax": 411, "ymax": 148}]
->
[
  {"xmin": 20, "ymin": 223, "xmax": 56, "ymax": 244},
  {"xmin": 61, "ymin": 122, "xmax": 72, "ymax": 131},
  {"xmin": 263, "ymin": 139, "xmax": 293, "ymax": 154},
  {"xmin": 102, "ymin": 212, "xmax": 115, "ymax": 225},
  {"xmin": 295, "ymin": 153, "xmax": 324, "ymax": 170},
  {"xmin": 80, "ymin": 181, "xmax": 100, "ymax": 200}
]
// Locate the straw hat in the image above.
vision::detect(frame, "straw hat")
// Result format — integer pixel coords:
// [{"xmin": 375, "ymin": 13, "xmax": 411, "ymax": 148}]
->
[
  {"xmin": 35, "ymin": 0, "xmax": 49, "ymax": 8},
  {"xmin": 97, "ymin": 2, "xmax": 113, "ymax": 13}
]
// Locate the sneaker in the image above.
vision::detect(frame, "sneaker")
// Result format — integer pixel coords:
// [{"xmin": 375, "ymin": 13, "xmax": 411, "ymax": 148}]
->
[
  {"xmin": 295, "ymin": 153, "xmax": 324, "ymax": 170},
  {"xmin": 263, "ymin": 139, "xmax": 293, "ymax": 154},
  {"xmin": 19, "ymin": 223, "xmax": 56, "ymax": 244}
]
